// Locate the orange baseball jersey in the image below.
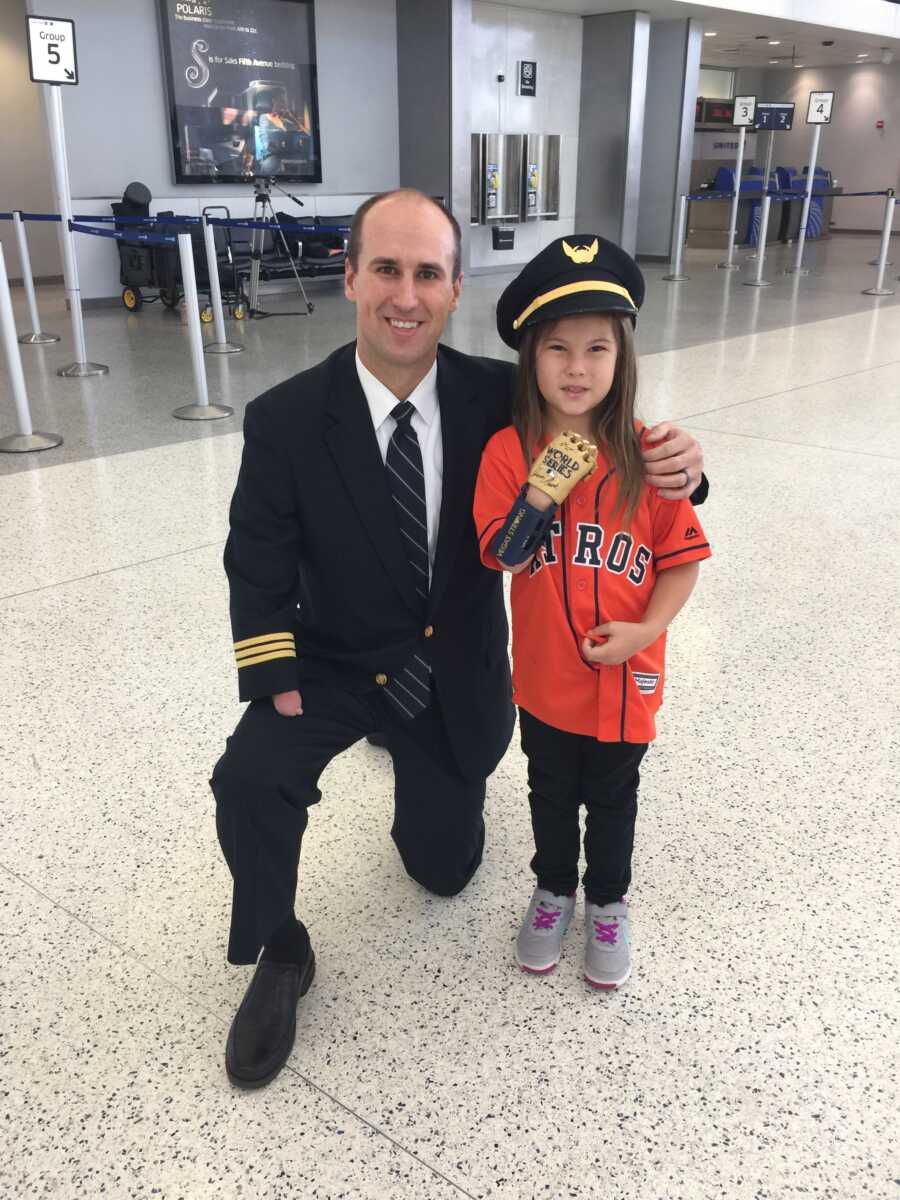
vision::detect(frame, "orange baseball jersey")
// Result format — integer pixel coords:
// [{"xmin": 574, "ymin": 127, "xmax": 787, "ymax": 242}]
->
[{"xmin": 473, "ymin": 425, "xmax": 711, "ymax": 743}]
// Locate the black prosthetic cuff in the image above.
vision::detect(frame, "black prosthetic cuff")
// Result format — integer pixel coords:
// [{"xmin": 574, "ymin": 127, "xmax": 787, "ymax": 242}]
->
[{"xmin": 490, "ymin": 487, "xmax": 557, "ymax": 566}]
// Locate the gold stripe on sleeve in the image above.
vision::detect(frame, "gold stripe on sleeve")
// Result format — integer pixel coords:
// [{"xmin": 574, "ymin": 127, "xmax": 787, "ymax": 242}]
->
[
  {"xmin": 235, "ymin": 638, "xmax": 295, "ymax": 663},
  {"xmin": 234, "ymin": 631, "xmax": 296, "ymax": 652},
  {"xmin": 236, "ymin": 649, "xmax": 297, "ymax": 669}
]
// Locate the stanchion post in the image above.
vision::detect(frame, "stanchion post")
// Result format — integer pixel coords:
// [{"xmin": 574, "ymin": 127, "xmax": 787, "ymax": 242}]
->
[
  {"xmin": 784, "ymin": 124, "xmax": 821, "ymax": 277},
  {"xmin": 0, "ymin": 244, "xmax": 62, "ymax": 453},
  {"xmin": 743, "ymin": 196, "xmax": 773, "ymax": 288},
  {"xmin": 746, "ymin": 130, "xmax": 776, "ymax": 262},
  {"xmin": 13, "ymin": 212, "xmax": 59, "ymax": 345},
  {"xmin": 717, "ymin": 126, "xmax": 746, "ymax": 271},
  {"xmin": 172, "ymin": 233, "xmax": 233, "ymax": 421},
  {"xmin": 202, "ymin": 216, "xmax": 242, "ymax": 355},
  {"xmin": 662, "ymin": 194, "xmax": 690, "ymax": 281},
  {"xmin": 43, "ymin": 83, "xmax": 108, "ymax": 376},
  {"xmin": 863, "ymin": 194, "xmax": 895, "ymax": 296}
]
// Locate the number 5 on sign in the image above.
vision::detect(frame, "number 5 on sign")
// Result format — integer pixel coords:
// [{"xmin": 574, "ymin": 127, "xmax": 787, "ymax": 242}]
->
[
  {"xmin": 733, "ymin": 95, "xmax": 757, "ymax": 127},
  {"xmin": 26, "ymin": 16, "xmax": 79, "ymax": 86},
  {"xmin": 807, "ymin": 91, "xmax": 835, "ymax": 124}
]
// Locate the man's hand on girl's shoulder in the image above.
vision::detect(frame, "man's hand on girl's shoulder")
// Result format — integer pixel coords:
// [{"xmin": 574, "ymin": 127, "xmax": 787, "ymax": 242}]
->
[{"xmin": 641, "ymin": 422, "xmax": 703, "ymax": 500}]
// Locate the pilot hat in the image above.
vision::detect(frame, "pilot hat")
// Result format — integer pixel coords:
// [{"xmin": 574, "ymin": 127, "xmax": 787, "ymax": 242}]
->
[{"xmin": 496, "ymin": 234, "xmax": 645, "ymax": 349}]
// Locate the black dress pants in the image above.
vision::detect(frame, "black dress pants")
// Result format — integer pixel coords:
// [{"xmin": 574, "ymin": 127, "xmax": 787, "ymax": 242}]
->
[
  {"xmin": 210, "ymin": 682, "xmax": 487, "ymax": 964},
  {"xmin": 518, "ymin": 708, "xmax": 648, "ymax": 906}
]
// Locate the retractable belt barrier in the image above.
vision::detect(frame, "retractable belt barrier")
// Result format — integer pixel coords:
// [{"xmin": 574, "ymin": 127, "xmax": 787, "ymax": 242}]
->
[
  {"xmin": 685, "ymin": 188, "xmax": 894, "ymax": 202},
  {"xmin": 666, "ymin": 187, "xmax": 897, "ymax": 295},
  {"xmin": 69, "ymin": 221, "xmax": 177, "ymax": 246},
  {"xmin": 1, "ymin": 211, "xmax": 351, "ymax": 234}
]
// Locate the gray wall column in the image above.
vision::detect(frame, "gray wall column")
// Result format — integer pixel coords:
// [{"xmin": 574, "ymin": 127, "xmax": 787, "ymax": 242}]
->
[
  {"xmin": 575, "ymin": 11, "xmax": 650, "ymax": 255},
  {"xmin": 637, "ymin": 18, "xmax": 703, "ymax": 259},
  {"xmin": 397, "ymin": 0, "xmax": 471, "ymax": 271}
]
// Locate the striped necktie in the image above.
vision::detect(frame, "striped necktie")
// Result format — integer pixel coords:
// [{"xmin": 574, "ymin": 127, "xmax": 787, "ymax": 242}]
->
[{"xmin": 383, "ymin": 400, "xmax": 433, "ymax": 719}]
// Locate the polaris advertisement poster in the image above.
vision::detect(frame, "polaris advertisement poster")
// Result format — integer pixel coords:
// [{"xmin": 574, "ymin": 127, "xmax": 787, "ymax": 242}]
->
[{"xmin": 157, "ymin": 0, "xmax": 321, "ymax": 184}]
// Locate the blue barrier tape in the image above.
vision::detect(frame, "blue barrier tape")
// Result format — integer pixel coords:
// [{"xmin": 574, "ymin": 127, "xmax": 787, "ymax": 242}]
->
[
  {"xmin": 687, "ymin": 188, "xmax": 893, "ymax": 202},
  {"xmin": 14, "ymin": 211, "xmax": 62, "ymax": 222},
  {"xmin": 73, "ymin": 213, "xmax": 203, "ymax": 226},
  {"xmin": 0, "ymin": 208, "xmax": 350, "ymax": 234},
  {"xmin": 69, "ymin": 221, "xmax": 177, "ymax": 246},
  {"xmin": 211, "ymin": 217, "xmax": 349, "ymax": 233}
]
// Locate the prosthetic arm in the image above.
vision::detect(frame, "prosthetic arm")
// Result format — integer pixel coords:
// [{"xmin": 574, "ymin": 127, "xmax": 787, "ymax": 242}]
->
[{"xmin": 491, "ymin": 431, "xmax": 597, "ymax": 566}]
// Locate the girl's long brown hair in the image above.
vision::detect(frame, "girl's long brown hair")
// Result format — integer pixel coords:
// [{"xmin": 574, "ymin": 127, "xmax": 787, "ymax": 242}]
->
[{"xmin": 513, "ymin": 314, "xmax": 642, "ymax": 522}]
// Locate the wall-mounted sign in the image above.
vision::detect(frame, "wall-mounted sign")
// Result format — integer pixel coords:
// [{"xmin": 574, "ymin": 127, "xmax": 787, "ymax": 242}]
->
[
  {"xmin": 698, "ymin": 98, "xmax": 734, "ymax": 126},
  {"xmin": 518, "ymin": 60, "xmax": 537, "ymax": 97},
  {"xmin": 807, "ymin": 91, "xmax": 835, "ymax": 124},
  {"xmin": 156, "ymin": 0, "xmax": 322, "ymax": 184},
  {"xmin": 693, "ymin": 131, "xmax": 758, "ymax": 160},
  {"xmin": 26, "ymin": 15, "xmax": 78, "ymax": 85},
  {"xmin": 732, "ymin": 95, "xmax": 757, "ymax": 127},
  {"xmin": 755, "ymin": 102, "xmax": 794, "ymax": 131}
]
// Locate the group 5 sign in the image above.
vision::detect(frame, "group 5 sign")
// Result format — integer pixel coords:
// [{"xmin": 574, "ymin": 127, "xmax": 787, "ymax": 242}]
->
[{"xmin": 26, "ymin": 15, "xmax": 78, "ymax": 85}]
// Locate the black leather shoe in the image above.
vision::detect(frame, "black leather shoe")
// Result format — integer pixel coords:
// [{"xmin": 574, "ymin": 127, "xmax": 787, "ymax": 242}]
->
[
  {"xmin": 225, "ymin": 949, "xmax": 316, "ymax": 1089},
  {"xmin": 366, "ymin": 732, "xmax": 389, "ymax": 749}
]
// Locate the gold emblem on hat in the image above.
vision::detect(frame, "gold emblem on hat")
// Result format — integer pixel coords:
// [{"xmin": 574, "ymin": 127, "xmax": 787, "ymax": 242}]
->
[{"xmin": 562, "ymin": 238, "xmax": 599, "ymax": 264}]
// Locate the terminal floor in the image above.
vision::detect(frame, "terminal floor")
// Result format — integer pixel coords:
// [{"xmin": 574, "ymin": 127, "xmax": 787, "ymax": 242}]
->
[
  {"xmin": 2, "ymin": 231, "xmax": 900, "ymax": 474},
  {"xmin": 0, "ymin": 235, "xmax": 898, "ymax": 1198}
]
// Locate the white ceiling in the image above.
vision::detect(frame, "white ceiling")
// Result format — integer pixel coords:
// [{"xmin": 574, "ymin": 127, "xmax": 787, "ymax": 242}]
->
[
  {"xmin": 496, "ymin": 0, "xmax": 900, "ymax": 67},
  {"xmin": 695, "ymin": 10, "xmax": 900, "ymax": 68}
]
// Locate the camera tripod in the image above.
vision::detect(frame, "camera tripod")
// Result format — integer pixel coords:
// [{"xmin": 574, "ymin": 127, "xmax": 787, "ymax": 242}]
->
[{"xmin": 246, "ymin": 178, "xmax": 314, "ymax": 318}]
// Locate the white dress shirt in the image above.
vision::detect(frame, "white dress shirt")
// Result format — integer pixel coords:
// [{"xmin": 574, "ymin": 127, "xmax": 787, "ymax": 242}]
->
[{"xmin": 355, "ymin": 351, "xmax": 443, "ymax": 577}]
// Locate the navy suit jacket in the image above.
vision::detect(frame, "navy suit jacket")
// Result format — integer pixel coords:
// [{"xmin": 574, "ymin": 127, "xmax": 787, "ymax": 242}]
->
[{"xmin": 224, "ymin": 340, "xmax": 517, "ymax": 781}]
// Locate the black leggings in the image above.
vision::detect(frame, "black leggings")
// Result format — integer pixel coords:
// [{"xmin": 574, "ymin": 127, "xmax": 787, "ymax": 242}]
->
[{"xmin": 518, "ymin": 708, "xmax": 648, "ymax": 905}]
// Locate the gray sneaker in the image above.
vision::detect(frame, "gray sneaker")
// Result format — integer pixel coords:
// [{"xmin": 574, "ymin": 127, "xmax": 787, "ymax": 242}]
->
[
  {"xmin": 584, "ymin": 899, "xmax": 631, "ymax": 989},
  {"xmin": 515, "ymin": 888, "xmax": 576, "ymax": 974}
]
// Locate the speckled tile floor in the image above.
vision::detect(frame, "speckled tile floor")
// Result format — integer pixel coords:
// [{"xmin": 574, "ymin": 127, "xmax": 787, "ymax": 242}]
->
[{"xmin": 1, "ymin": 249, "xmax": 898, "ymax": 1199}]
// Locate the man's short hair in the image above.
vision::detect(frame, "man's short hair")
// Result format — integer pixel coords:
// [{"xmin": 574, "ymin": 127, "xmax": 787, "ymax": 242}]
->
[{"xmin": 348, "ymin": 189, "xmax": 462, "ymax": 280}]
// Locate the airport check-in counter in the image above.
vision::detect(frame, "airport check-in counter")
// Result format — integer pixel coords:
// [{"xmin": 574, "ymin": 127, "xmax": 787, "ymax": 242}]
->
[
  {"xmin": 777, "ymin": 167, "xmax": 840, "ymax": 242},
  {"xmin": 686, "ymin": 163, "xmax": 840, "ymax": 248},
  {"xmin": 686, "ymin": 165, "xmax": 763, "ymax": 249}
]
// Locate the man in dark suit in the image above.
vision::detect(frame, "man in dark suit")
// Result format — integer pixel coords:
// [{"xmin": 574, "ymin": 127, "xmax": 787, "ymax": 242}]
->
[{"xmin": 211, "ymin": 189, "xmax": 706, "ymax": 1088}]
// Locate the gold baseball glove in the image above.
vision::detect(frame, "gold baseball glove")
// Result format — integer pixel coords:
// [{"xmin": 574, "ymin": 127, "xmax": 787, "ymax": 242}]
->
[{"xmin": 527, "ymin": 431, "xmax": 598, "ymax": 503}]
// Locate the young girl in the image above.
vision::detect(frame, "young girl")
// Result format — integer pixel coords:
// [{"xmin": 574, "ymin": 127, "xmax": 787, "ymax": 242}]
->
[{"xmin": 474, "ymin": 235, "xmax": 711, "ymax": 989}]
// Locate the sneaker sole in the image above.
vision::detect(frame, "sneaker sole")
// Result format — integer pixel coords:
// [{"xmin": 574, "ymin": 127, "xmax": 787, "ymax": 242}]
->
[
  {"xmin": 517, "ymin": 957, "xmax": 559, "ymax": 975},
  {"xmin": 584, "ymin": 964, "xmax": 630, "ymax": 990}
]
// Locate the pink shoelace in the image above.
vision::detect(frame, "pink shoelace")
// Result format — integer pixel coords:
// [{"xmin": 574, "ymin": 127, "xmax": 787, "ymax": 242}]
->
[
  {"xmin": 593, "ymin": 919, "xmax": 619, "ymax": 945},
  {"xmin": 533, "ymin": 905, "xmax": 563, "ymax": 931}
]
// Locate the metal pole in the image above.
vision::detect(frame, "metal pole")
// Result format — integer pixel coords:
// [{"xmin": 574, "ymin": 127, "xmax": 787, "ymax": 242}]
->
[
  {"xmin": 747, "ymin": 131, "xmax": 776, "ymax": 262},
  {"xmin": 717, "ymin": 125, "xmax": 746, "ymax": 270},
  {"xmin": 0, "ymin": 244, "xmax": 62, "ymax": 453},
  {"xmin": 863, "ymin": 195, "xmax": 895, "ymax": 296},
  {"xmin": 172, "ymin": 233, "xmax": 233, "ymax": 421},
  {"xmin": 662, "ymin": 194, "xmax": 689, "ymax": 281},
  {"xmin": 763, "ymin": 129, "xmax": 776, "ymax": 187},
  {"xmin": 202, "ymin": 216, "xmax": 242, "ymax": 354},
  {"xmin": 784, "ymin": 124, "xmax": 822, "ymax": 277},
  {"xmin": 744, "ymin": 195, "xmax": 773, "ymax": 288},
  {"xmin": 43, "ymin": 84, "xmax": 108, "ymax": 376},
  {"xmin": 13, "ymin": 212, "xmax": 59, "ymax": 344}
]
